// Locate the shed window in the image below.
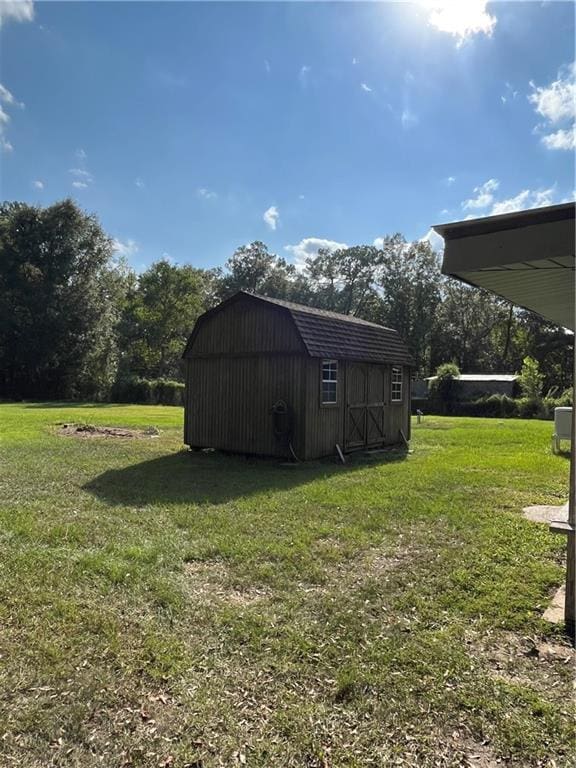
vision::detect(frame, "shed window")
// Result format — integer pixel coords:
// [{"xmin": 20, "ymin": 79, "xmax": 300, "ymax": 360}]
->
[
  {"xmin": 321, "ymin": 360, "xmax": 338, "ymax": 404},
  {"xmin": 391, "ymin": 366, "xmax": 403, "ymax": 402}
]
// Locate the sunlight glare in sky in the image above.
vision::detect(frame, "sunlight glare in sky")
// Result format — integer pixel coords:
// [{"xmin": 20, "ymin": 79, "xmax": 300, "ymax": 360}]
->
[{"xmin": 420, "ymin": 1, "xmax": 497, "ymax": 44}]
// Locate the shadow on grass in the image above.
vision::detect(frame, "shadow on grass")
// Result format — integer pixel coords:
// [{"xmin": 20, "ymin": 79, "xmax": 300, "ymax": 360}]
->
[{"xmin": 84, "ymin": 448, "xmax": 408, "ymax": 506}]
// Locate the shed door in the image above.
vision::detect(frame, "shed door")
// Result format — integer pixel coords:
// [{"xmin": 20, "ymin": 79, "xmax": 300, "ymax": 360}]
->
[
  {"xmin": 345, "ymin": 363, "xmax": 386, "ymax": 450},
  {"xmin": 366, "ymin": 365, "xmax": 386, "ymax": 445},
  {"xmin": 345, "ymin": 363, "xmax": 367, "ymax": 449}
]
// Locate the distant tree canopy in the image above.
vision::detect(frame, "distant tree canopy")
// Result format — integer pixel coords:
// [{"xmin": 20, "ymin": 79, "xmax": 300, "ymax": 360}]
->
[{"xmin": 0, "ymin": 199, "xmax": 572, "ymax": 401}]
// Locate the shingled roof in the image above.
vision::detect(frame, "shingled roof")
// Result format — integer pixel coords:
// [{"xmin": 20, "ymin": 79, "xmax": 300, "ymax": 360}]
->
[{"xmin": 185, "ymin": 291, "xmax": 413, "ymax": 365}]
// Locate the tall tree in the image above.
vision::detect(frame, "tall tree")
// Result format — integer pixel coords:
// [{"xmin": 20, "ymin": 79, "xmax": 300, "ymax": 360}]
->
[
  {"xmin": 118, "ymin": 259, "xmax": 207, "ymax": 380},
  {"xmin": 304, "ymin": 245, "xmax": 383, "ymax": 316},
  {"xmin": 374, "ymin": 235, "xmax": 443, "ymax": 375},
  {"xmin": 0, "ymin": 199, "xmax": 127, "ymax": 399},
  {"xmin": 431, "ymin": 281, "xmax": 511, "ymax": 372}
]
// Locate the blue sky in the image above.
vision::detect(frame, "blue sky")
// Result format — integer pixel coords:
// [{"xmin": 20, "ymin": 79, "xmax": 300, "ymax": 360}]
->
[{"xmin": 1, "ymin": 1, "xmax": 574, "ymax": 270}]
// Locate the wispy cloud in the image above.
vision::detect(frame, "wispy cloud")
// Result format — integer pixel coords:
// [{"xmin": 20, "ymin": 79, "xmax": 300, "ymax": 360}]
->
[
  {"xmin": 264, "ymin": 59, "xmax": 271, "ymax": 74},
  {"xmin": 425, "ymin": 1, "xmax": 497, "ymax": 46},
  {"xmin": 0, "ymin": 82, "xmax": 22, "ymax": 152},
  {"xmin": 360, "ymin": 82, "xmax": 372, "ymax": 93},
  {"xmin": 69, "ymin": 150, "xmax": 94, "ymax": 189},
  {"xmin": 69, "ymin": 168, "xmax": 93, "ymax": 182},
  {"xmin": 263, "ymin": 205, "xmax": 279, "ymax": 231},
  {"xmin": 500, "ymin": 81, "xmax": 518, "ymax": 105},
  {"xmin": 460, "ymin": 178, "xmax": 560, "ymax": 217},
  {"xmin": 352, "ymin": 57, "xmax": 359, "ymax": 66},
  {"xmin": 285, "ymin": 237, "xmax": 347, "ymax": 269},
  {"xmin": 0, "ymin": 83, "xmax": 23, "ymax": 108},
  {"xmin": 0, "ymin": 0, "xmax": 34, "ymax": 26},
  {"xmin": 445, "ymin": 176, "xmax": 456, "ymax": 185},
  {"xmin": 401, "ymin": 108, "xmax": 418, "ymax": 129},
  {"xmin": 529, "ymin": 62, "xmax": 575, "ymax": 151},
  {"xmin": 112, "ymin": 238, "xmax": 139, "ymax": 258},
  {"xmin": 462, "ymin": 178, "xmax": 499, "ymax": 210},
  {"xmin": 135, "ymin": 177, "xmax": 145, "ymax": 189},
  {"xmin": 32, "ymin": 180, "xmax": 44, "ymax": 190},
  {"xmin": 197, "ymin": 187, "xmax": 217, "ymax": 200},
  {"xmin": 299, "ymin": 65, "xmax": 311, "ymax": 89},
  {"xmin": 490, "ymin": 187, "xmax": 556, "ymax": 216}
]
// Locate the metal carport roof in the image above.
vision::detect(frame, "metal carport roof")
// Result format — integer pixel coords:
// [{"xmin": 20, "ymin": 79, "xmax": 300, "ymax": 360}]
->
[{"xmin": 433, "ymin": 202, "xmax": 575, "ymax": 331}]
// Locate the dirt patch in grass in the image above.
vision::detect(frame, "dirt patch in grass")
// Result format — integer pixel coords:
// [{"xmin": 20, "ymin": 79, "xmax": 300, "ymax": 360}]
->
[
  {"xmin": 184, "ymin": 560, "xmax": 269, "ymax": 605},
  {"xmin": 467, "ymin": 629, "xmax": 575, "ymax": 702},
  {"xmin": 58, "ymin": 423, "xmax": 160, "ymax": 439}
]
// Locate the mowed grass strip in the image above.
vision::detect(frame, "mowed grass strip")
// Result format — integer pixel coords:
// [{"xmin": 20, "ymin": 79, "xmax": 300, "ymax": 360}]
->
[{"xmin": 0, "ymin": 403, "xmax": 573, "ymax": 767}]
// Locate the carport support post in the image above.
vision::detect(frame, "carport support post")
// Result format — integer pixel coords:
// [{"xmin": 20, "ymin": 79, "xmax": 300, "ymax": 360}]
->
[{"xmin": 566, "ymin": 362, "xmax": 576, "ymax": 641}]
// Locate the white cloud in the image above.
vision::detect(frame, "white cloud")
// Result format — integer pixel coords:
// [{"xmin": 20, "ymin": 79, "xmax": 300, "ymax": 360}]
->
[
  {"xmin": 445, "ymin": 176, "xmax": 456, "ymax": 185},
  {"xmin": 360, "ymin": 82, "xmax": 372, "ymax": 93},
  {"xmin": 0, "ymin": 81, "xmax": 23, "ymax": 151},
  {"xmin": 529, "ymin": 64, "xmax": 575, "ymax": 124},
  {"xmin": 32, "ymin": 179, "xmax": 44, "ymax": 189},
  {"xmin": 462, "ymin": 178, "xmax": 499, "ymax": 210},
  {"xmin": 68, "ymin": 151, "xmax": 94, "ymax": 188},
  {"xmin": 298, "ymin": 194, "xmax": 305, "ymax": 200},
  {"xmin": 490, "ymin": 187, "xmax": 556, "ymax": 216},
  {"xmin": 0, "ymin": 83, "xmax": 17, "ymax": 106},
  {"xmin": 263, "ymin": 205, "xmax": 279, "ymax": 231},
  {"xmin": 264, "ymin": 60, "xmax": 271, "ymax": 74},
  {"xmin": 420, "ymin": 228, "xmax": 444, "ymax": 253},
  {"xmin": 425, "ymin": 1, "xmax": 497, "ymax": 45},
  {"xmin": 112, "ymin": 238, "xmax": 139, "ymax": 258},
  {"xmin": 285, "ymin": 237, "xmax": 347, "ymax": 269},
  {"xmin": 529, "ymin": 63, "xmax": 575, "ymax": 151},
  {"xmin": 197, "ymin": 187, "xmax": 217, "ymax": 200},
  {"xmin": 135, "ymin": 177, "xmax": 145, "ymax": 188},
  {"xmin": 0, "ymin": 0, "xmax": 34, "ymax": 26},
  {"xmin": 69, "ymin": 168, "xmax": 93, "ymax": 182},
  {"xmin": 541, "ymin": 127, "xmax": 575, "ymax": 151},
  {"xmin": 352, "ymin": 57, "xmax": 359, "ymax": 65}
]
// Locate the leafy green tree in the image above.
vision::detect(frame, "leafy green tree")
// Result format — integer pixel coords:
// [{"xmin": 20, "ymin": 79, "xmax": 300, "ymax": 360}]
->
[
  {"xmin": 118, "ymin": 259, "xmax": 207, "ymax": 379},
  {"xmin": 431, "ymin": 281, "xmax": 510, "ymax": 373},
  {"xmin": 374, "ymin": 236, "xmax": 442, "ymax": 375},
  {"xmin": 215, "ymin": 241, "xmax": 299, "ymax": 302},
  {"xmin": 304, "ymin": 245, "xmax": 383, "ymax": 316},
  {"xmin": 518, "ymin": 355, "xmax": 544, "ymax": 401},
  {"xmin": 0, "ymin": 199, "xmax": 127, "ymax": 399}
]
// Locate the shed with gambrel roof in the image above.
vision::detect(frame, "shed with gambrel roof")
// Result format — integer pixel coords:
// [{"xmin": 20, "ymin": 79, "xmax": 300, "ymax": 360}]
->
[{"xmin": 182, "ymin": 291, "xmax": 413, "ymax": 459}]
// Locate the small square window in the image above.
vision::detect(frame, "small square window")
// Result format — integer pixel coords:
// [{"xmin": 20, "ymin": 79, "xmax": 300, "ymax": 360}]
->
[
  {"xmin": 321, "ymin": 360, "xmax": 338, "ymax": 404},
  {"xmin": 391, "ymin": 366, "xmax": 403, "ymax": 402}
]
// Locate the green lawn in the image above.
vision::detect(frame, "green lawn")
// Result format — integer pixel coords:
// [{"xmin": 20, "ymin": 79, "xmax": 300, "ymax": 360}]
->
[{"xmin": 0, "ymin": 403, "xmax": 573, "ymax": 767}]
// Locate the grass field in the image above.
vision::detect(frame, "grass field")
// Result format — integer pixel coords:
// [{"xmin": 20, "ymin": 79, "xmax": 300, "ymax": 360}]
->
[{"xmin": 0, "ymin": 403, "xmax": 574, "ymax": 767}]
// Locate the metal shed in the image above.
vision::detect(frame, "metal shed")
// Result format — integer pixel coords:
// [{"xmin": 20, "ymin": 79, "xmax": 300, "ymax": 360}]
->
[{"xmin": 182, "ymin": 291, "xmax": 413, "ymax": 459}]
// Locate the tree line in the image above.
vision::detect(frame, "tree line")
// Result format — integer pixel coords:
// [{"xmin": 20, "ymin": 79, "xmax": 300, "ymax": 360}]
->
[{"xmin": 0, "ymin": 199, "xmax": 572, "ymax": 401}]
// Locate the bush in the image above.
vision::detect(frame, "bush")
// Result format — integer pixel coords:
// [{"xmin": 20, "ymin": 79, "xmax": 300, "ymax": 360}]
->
[
  {"xmin": 428, "ymin": 362, "xmax": 461, "ymax": 415},
  {"xmin": 110, "ymin": 377, "xmax": 184, "ymax": 406}
]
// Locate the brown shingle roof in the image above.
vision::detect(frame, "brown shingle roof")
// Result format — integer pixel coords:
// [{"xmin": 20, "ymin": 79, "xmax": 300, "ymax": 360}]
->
[{"xmin": 245, "ymin": 293, "xmax": 414, "ymax": 365}]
